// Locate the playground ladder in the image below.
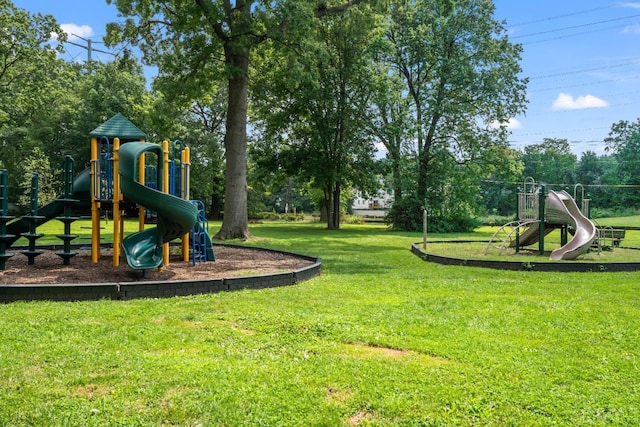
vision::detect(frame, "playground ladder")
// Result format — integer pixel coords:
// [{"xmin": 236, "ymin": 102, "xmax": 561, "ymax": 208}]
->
[{"xmin": 190, "ymin": 200, "xmax": 209, "ymax": 265}]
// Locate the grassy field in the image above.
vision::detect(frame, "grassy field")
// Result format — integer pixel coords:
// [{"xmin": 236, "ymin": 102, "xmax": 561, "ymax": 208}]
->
[
  {"xmin": 595, "ymin": 215, "xmax": 640, "ymax": 228},
  {"xmin": 1, "ymin": 221, "xmax": 640, "ymax": 425},
  {"xmin": 428, "ymin": 225, "xmax": 640, "ymax": 263}
]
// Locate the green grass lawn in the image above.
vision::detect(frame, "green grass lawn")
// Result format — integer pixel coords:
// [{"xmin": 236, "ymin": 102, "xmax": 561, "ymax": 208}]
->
[
  {"xmin": 595, "ymin": 215, "xmax": 640, "ymax": 228},
  {"xmin": 426, "ymin": 226, "xmax": 640, "ymax": 263},
  {"xmin": 1, "ymin": 221, "xmax": 639, "ymax": 425}
]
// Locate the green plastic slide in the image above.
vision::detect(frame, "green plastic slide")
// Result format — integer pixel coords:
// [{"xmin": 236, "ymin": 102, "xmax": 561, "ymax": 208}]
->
[{"xmin": 119, "ymin": 142, "xmax": 198, "ymax": 270}]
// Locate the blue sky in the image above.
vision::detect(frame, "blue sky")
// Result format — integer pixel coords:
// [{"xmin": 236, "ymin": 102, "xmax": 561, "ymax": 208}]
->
[
  {"xmin": 12, "ymin": 0, "xmax": 640, "ymax": 157},
  {"xmin": 493, "ymin": 1, "xmax": 640, "ymax": 156}
]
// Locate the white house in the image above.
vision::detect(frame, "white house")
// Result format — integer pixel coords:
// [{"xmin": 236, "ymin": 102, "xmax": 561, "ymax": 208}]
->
[{"xmin": 352, "ymin": 188, "xmax": 394, "ymax": 218}]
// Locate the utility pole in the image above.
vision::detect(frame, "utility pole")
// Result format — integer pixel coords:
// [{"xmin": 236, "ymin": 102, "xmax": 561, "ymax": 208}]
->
[{"xmin": 65, "ymin": 34, "xmax": 116, "ymax": 63}]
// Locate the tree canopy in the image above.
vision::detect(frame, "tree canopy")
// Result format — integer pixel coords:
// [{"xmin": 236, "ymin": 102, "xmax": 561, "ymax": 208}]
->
[
  {"xmin": 4, "ymin": 0, "xmax": 640, "ymax": 230},
  {"xmin": 251, "ymin": 2, "xmax": 382, "ymax": 229}
]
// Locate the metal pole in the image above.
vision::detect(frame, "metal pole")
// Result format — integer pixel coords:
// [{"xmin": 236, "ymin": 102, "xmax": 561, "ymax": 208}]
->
[
  {"xmin": 90, "ymin": 137, "xmax": 101, "ymax": 263},
  {"xmin": 162, "ymin": 140, "xmax": 170, "ymax": 266},
  {"xmin": 423, "ymin": 209, "xmax": 427, "ymax": 250},
  {"xmin": 112, "ymin": 138, "xmax": 121, "ymax": 267},
  {"xmin": 138, "ymin": 153, "xmax": 146, "ymax": 231},
  {"xmin": 538, "ymin": 184, "xmax": 546, "ymax": 256},
  {"xmin": 515, "ymin": 187, "xmax": 521, "ymax": 253},
  {"xmin": 181, "ymin": 146, "xmax": 190, "ymax": 262}
]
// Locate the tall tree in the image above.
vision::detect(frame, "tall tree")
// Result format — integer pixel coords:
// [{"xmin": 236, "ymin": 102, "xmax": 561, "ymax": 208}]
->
[
  {"xmin": 575, "ymin": 150, "xmax": 602, "ymax": 186},
  {"xmin": 251, "ymin": 2, "xmax": 380, "ymax": 229},
  {"xmin": 66, "ymin": 61, "xmax": 152, "ymax": 167},
  {"xmin": 386, "ymin": 0, "xmax": 527, "ymax": 226},
  {"xmin": 364, "ymin": 61, "xmax": 412, "ymax": 205},
  {"xmin": 604, "ymin": 119, "xmax": 640, "ymax": 208},
  {"xmin": 521, "ymin": 138, "xmax": 577, "ymax": 186},
  {"xmin": 105, "ymin": 0, "xmax": 364, "ymax": 239},
  {"xmin": 479, "ymin": 145, "xmax": 523, "ymax": 217},
  {"xmin": 0, "ymin": 0, "xmax": 69, "ymax": 198}
]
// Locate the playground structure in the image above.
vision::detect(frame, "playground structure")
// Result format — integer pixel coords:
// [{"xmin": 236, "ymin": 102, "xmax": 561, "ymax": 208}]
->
[
  {"xmin": 486, "ymin": 178, "xmax": 626, "ymax": 260},
  {"xmin": 0, "ymin": 113, "xmax": 214, "ymax": 272}
]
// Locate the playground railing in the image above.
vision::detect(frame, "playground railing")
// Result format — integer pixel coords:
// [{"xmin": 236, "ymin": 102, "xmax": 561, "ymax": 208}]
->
[{"xmin": 518, "ymin": 192, "xmax": 539, "ymax": 221}]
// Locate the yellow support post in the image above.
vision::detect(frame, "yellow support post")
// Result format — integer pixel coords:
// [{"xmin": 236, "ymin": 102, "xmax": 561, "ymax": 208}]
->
[
  {"xmin": 112, "ymin": 138, "xmax": 121, "ymax": 267},
  {"xmin": 90, "ymin": 137, "xmax": 100, "ymax": 263},
  {"xmin": 138, "ymin": 153, "xmax": 145, "ymax": 231},
  {"xmin": 162, "ymin": 140, "xmax": 170, "ymax": 266},
  {"xmin": 181, "ymin": 146, "xmax": 190, "ymax": 262}
]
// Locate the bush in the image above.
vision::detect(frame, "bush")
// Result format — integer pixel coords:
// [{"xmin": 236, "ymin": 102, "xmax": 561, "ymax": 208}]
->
[
  {"xmin": 427, "ymin": 215, "xmax": 481, "ymax": 233},
  {"xmin": 591, "ymin": 207, "xmax": 640, "ymax": 219},
  {"xmin": 342, "ymin": 214, "xmax": 363, "ymax": 224},
  {"xmin": 479, "ymin": 215, "xmax": 517, "ymax": 226},
  {"xmin": 385, "ymin": 197, "xmax": 423, "ymax": 231},
  {"xmin": 386, "ymin": 197, "xmax": 481, "ymax": 232},
  {"xmin": 250, "ymin": 211, "xmax": 307, "ymax": 222}
]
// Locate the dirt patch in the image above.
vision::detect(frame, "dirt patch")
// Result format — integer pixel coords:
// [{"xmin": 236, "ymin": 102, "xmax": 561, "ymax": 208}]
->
[
  {"xmin": 349, "ymin": 410, "xmax": 377, "ymax": 425},
  {"xmin": 342, "ymin": 343, "xmax": 412, "ymax": 359},
  {"xmin": 0, "ymin": 246, "xmax": 315, "ymax": 285},
  {"xmin": 341, "ymin": 343, "xmax": 452, "ymax": 367}
]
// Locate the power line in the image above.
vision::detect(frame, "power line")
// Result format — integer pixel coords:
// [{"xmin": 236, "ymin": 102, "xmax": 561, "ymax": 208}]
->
[
  {"xmin": 64, "ymin": 35, "xmax": 116, "ymax": 62},
  {"xmin": 511, "ymin": 13, "xmax": 640, "ymax": 39},
  {"xmin": 509, "ymin": 5, "xmax": 616, "ymax": 27},
  {"xmin": 527, "ymin": 59, "xmax": 640, "ymax": 80},
  {"xmin": 528, "ymin": 74, "xmax": 640, "ymax": 94},
  {"xmin": 519, "ymin": 21, "xmax": 640, "ymax": 46}
]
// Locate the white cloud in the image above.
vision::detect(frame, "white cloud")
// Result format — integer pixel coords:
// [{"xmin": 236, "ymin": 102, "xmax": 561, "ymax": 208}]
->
[
  {"xmin": 623, "ymin": 23, "xmax": 640, "ymax": 34},
  {"xmin": 551, "ymin": 93, "xmax": 609, "ymax": 111},
  {"xmin": 619, "ymin": 2, "xmax": 640, "ymax": 9},
  {"xmin": 489, "ymin": 118, "xmax": 522, "ymax": 130},
  {"xmin": 53, "ymin": 24, "xmax": 94, "ymax": 41}
]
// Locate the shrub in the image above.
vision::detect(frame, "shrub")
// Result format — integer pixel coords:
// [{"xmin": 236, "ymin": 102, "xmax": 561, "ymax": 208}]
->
[{"xmin": 386, "ymin": 197, "xmax": 481, "ymax": 232}]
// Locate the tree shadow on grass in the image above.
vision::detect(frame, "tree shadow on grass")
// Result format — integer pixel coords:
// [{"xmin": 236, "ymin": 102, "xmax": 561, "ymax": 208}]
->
[{"xmin": 241, "ymin": 224, "xmax": 416, "ymax": 276}]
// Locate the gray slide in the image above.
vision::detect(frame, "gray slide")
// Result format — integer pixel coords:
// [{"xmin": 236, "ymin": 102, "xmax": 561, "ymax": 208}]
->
[
  {"xmin": 510, "ymin": 221, "xmax": 557, "ymax": 247},
  {"xmin": 546, "ymin": 190, "xmax": 596, "ymax": 260},
  {"xmin": 507, "ymin": 190, "xmax": 596, "ymax": 260}
]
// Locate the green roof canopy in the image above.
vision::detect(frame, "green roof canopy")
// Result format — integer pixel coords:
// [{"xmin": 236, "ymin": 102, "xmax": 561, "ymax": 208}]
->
[{"xmin": 89, "ymin": 113, "xmax": 147, "ymax": 139}]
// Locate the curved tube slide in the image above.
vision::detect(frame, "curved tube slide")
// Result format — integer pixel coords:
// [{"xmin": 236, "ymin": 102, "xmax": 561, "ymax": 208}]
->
[
  {"xmin": 510, "ymin": 190, "xmax": 596, "ymax": 260},
  {"xmin": 119, "ymin": 142, "xmax": 197, "ymax": 270},
  {"xmin": 546, "ymin": 190, "xmax": 596, "ymax": 260}
]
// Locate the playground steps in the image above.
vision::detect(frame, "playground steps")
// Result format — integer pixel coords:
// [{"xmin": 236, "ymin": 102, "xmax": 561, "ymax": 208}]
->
[
  {"xmin": 0, "ymin": 215, "xmax": 15, "ymax": 270},
  {"xmin": 20, "ymin": 214, "xmax": 45, "ymax": 265}
]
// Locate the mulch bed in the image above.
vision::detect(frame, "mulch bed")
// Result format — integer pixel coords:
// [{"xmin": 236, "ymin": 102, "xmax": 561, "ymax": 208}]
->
[{"xmin": 0, "ymin": 246, "xmax": 315, "ymax": 285}]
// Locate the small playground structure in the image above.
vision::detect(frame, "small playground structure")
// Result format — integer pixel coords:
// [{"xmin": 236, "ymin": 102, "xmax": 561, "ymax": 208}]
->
[
  {"xmin": 0, "ymin": 113, "xmax": 214, "ymax": 273},
  {"xmin": 485, "ymin": 178, "xmax": 625, "ymax": 260}
]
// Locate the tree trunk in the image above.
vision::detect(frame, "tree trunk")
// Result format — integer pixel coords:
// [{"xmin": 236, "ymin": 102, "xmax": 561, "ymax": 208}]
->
[
  {"xmin": 390, "ymin": 145, "xmax": 403, "ymax": 204},
  {"xmin": 214, "ymin": 47, "xmax": 251, "ymax": 240},
  {"xmin": 332, "ymin": 182, "xmax": 341, "ymax": 230},
  {"xmin": 320, "ymin": 200, "xmax": 328, "ymax": 223},
  {"xmin": 325, "ymin": 187, "xmax": 335, "ymax": 230},
  {"xmin": 209, "ymin": 192, "xmax": 222, "ymax": 220},
  {"xmin": 417, "ymin": 150, "xmax": 429, "ymax": 206}
]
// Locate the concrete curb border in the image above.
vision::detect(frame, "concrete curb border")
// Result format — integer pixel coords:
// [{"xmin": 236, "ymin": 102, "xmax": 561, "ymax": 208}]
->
[
  {"xmin": 0, "ymin": 245, "xmax": 321, "ymax": 303},
  {"xmin": 411, "ymin": 242, "xmax": 640, "ymax": 272}
]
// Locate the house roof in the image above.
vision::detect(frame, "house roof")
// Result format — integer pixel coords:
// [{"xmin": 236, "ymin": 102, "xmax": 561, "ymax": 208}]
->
[{"xmin": 88, "ymin": 113, "xmax": 147, "ymax": 139}]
